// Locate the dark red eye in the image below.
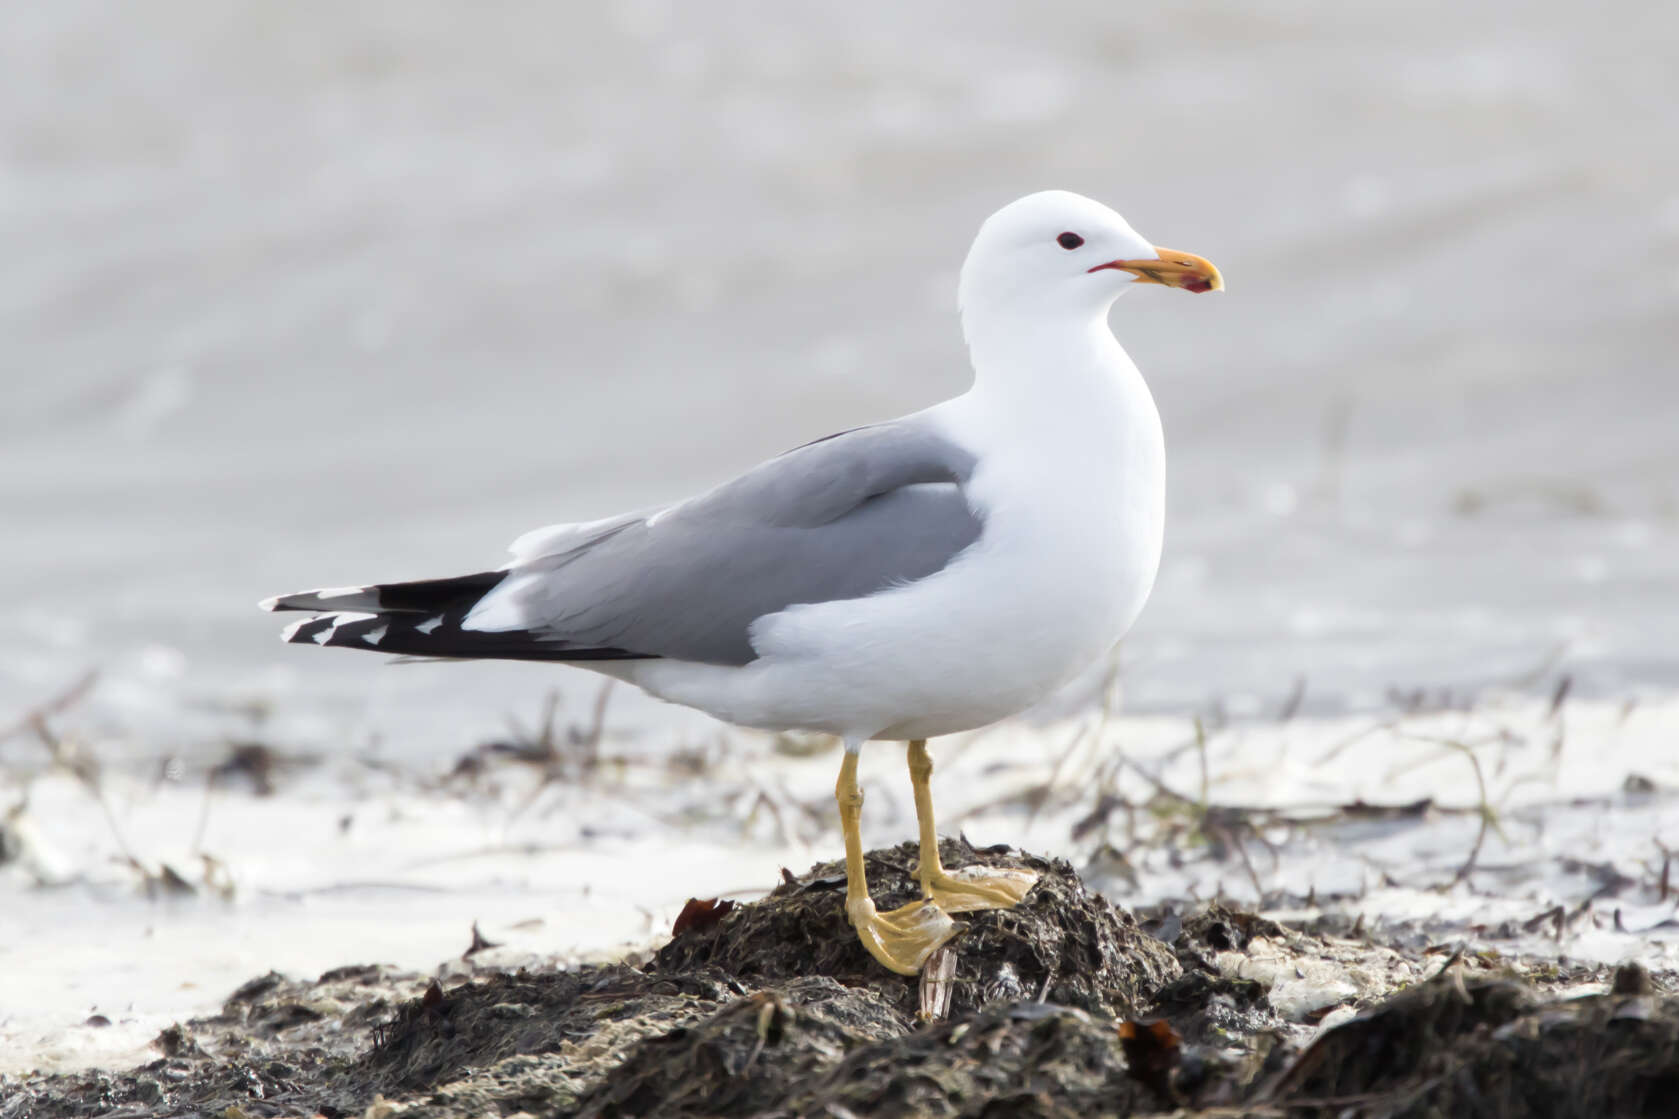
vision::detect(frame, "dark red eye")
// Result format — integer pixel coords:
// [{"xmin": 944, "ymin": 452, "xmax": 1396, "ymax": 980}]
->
[{"xmin": 1056, "ymin": 232, "xmax": 1084, "ymax": 250}]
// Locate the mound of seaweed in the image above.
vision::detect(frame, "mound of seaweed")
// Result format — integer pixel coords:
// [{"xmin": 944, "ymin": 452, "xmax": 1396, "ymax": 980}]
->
[
  {"xmin": 652, "ymin": 838, "xmax": 1180, "ymax": 1021},
  {"xmin": 1267, "ymin": 960, "xmax": 1679, "ymax": 1118}
]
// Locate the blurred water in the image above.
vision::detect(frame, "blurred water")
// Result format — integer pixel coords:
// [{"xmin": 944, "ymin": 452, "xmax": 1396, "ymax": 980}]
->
[{"xmin": 4, "ymin": 1, "xmax": 1676, "ymax": 762}]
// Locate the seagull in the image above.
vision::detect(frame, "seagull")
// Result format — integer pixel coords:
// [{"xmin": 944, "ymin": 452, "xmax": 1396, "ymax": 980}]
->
[{"xmin": 261, "ymin": 190, "xmax": 1222, "ymax": 975}]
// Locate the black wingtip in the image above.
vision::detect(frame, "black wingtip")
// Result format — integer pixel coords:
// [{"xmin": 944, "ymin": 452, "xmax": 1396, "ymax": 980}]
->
[{"xmin": 277, "ymin": 608, "xmax": 656, "ymax": 662}]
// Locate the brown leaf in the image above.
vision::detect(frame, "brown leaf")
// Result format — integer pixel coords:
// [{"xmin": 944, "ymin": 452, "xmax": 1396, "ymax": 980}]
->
[
  {"xmin": 1119, "ymin": 1017, "xmax": 1181, "ymax": 1102},
  {"xmin": 671, "ymin": 897, "xmax": 736, "ymax": 938}
]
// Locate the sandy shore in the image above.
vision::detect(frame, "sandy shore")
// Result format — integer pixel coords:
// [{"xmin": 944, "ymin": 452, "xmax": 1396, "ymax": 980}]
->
[
  {"xmin": 4, "ymin": 841, "xmax": 1675, "ymax": 1118},
  {"xmin": 5, "ymin": 689, "xmax": 1676, "ymax": 1082}
]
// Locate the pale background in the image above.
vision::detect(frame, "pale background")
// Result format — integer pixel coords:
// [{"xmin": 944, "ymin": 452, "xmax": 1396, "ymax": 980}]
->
[{"xmin": 6, "ymin": 1, "xmax": 1676, "ymax": 761}]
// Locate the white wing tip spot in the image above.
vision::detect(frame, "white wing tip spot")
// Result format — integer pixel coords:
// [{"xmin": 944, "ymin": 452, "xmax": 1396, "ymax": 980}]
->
[{"xmin": 279, "ymin": 617, "xmax": 316, "ymax": 644}]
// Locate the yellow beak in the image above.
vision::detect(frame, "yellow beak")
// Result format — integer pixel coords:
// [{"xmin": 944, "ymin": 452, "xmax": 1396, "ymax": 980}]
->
[{"xmin": 1090, "ymin": 245, "xmax": 1224, "ymax": 293}]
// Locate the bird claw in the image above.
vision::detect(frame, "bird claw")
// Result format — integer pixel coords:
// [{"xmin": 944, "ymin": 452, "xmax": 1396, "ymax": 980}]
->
[
  {"xmin": 923, "ymin": 865, "xmax": 1039, "ymax": 914},
  {"xmin": 847, "ymin": 896, "xmax": 962, "ymax": 976}
]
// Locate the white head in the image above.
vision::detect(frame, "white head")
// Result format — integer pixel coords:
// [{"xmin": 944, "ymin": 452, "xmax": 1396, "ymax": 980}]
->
[{"xmin": 958, "ymin": 190, "xmax": 1222, "ymax": 325}]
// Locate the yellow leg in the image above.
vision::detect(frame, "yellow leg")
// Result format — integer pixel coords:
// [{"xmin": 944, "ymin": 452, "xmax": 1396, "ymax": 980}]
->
[
  {"xmin": 837, "ymin": 749, "xmax": 959, "ymax": 975},
  {"xmin": 907, "ymin": 739, "xmax": 1039, "ymax": 913}
]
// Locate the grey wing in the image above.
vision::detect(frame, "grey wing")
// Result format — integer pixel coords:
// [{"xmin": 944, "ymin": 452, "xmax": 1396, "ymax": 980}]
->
[{"xmin": 468, "ymin": 419, "xmax": 983, "ymax": 664}]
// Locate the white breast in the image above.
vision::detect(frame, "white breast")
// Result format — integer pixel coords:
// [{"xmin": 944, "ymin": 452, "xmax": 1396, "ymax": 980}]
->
[{"xmin": 931, "ymin": 347, "xmax": 1166, "ymax": 699}]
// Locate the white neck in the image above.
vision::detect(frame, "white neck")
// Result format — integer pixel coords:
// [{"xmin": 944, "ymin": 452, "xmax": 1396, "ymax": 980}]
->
[{"xmin": 960, "ymin": 301, "xmax": 1148, "ymax": 421}]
